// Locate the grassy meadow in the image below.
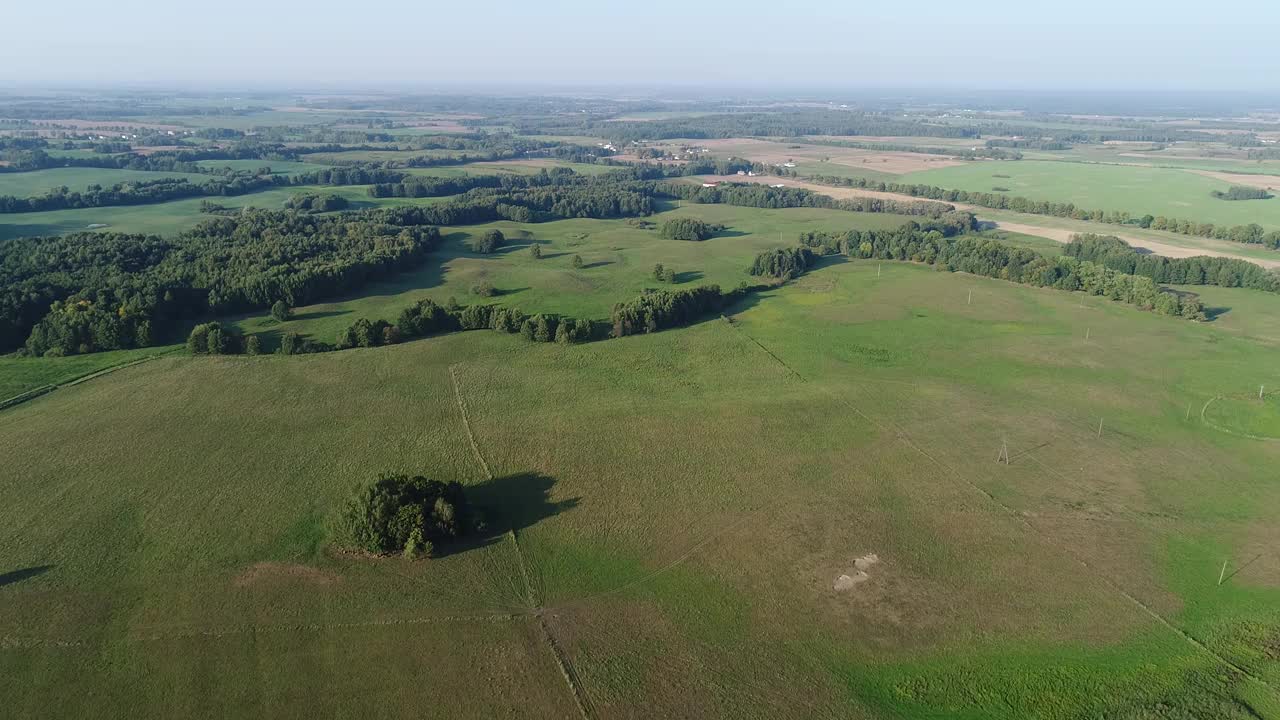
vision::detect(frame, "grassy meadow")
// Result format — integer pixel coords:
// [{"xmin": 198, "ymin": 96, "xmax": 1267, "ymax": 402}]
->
[
  {"xmin": 4, "ymin": 198, "xmax": 1280, "ymax": 716},
  {"xmin": 904, "ymin": 160, "xmax": 1280, "ymax": 230},
  {"xmin": 0, "ymin": 167, "xmax": 214, "ymax": 196},
  {"xmin": 227, "ymin": 204, "xmax": 915, "ymax": 347}
]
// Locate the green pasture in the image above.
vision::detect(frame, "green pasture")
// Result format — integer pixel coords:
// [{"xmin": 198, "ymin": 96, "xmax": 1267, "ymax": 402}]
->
[
  {"xmin": 0, "ymin": 167, "xmax": 213, "ymax": 197},
  {"xmin": 904, "ymin": 159, "xmax": 1280, "ymax": 230},
  {"xmin": 3, "ymin": 251, "xmax": 1280, "ymax": 717}
]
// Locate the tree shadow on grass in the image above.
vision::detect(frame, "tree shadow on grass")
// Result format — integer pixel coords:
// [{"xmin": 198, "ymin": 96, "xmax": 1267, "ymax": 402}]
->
[
  {"xmin": 1203, "ymin": 306, "xmax": 1231, "ymax": 322},
  {"xmin": 712, "ymin": 229, "xmax": 749, "ymax": 239},
  {"xmin": 296, "ymin": 309, "xmax": 352, "ymax": 321},
  {"xmin": 673, "ymin": 270, "xmax": 704, "ymax": 284},
  {"xmin": 581, "ymin": 260, "xmax": 614, "ymax": 269},
  {"xmin": 434, "ymin": 473, "xmax": 579, "ymax": 559},
  {"xmin": 0, "ymin": 565, "xmax": 53, "ymax": 589}
]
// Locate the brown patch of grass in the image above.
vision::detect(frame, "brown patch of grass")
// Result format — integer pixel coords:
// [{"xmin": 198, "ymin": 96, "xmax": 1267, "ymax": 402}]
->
[{"xmin": 232, "ymin": 562, "xmax": 340, "ymax": 588}]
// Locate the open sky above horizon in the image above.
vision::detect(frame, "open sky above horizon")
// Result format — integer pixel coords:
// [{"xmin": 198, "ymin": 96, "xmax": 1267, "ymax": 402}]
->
[{"xmin": 3, "ymin": 0, "xmax": 1278, "ymax": 92}]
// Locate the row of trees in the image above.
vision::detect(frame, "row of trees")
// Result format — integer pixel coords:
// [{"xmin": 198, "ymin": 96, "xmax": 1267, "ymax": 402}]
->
[
  {"xmin": 610, "ymin": 285, "xmax": 728, "ymax": 337},
  {"xmin": 283, "ymin": 193, "xmax": 349, "ymax": 212},
  {"xmin": 1063, "ymin": 234, "xmax": 1280, "ymax": 292},
  {"xmin": 334, "ymin": 297, "xmax": 596, "ymax": 351},
  {"xmin": 1212, "ymin": 185, "xmax": 1273, "ymax": 201},
  {"xmin": 657, "ymin": 180, "xmax": 960, "ymax": 218}
]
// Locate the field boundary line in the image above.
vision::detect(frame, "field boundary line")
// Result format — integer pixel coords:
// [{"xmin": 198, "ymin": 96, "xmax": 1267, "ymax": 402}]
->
[
  {"xmin": 733, "ymin": 323, "xmax": 1279, "ymax": 697},
  {"xmin": 0, "ymin": 353, "xmax": 171, "ymax": 413},
  {"xmin": 450, "ymin": 361, "xmax": 593, "ymax": 719},
  {"xmin": 536, "ymin": 615, "xmax": 596, "ymax": 720},
  {"xmin": 448, "ymin": 363, "xmax": 493, "ymax": 480}
]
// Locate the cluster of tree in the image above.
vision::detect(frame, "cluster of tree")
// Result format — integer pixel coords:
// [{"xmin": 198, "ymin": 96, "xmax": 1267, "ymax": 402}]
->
[
  {"xmin": 652, "ymin": 263, "xmax": 677, "ymax": 283},
  {"xmin": 804, "ymin": 174, "xmax": 1280, "ymax": 248},
  {"xmin": 661, "ymin": 217, "xmax": 723, "ymax": 241},
  {"xmin": 749, "ymin": 247, "xmax": 816, "ymax": 279},
  {"xmin": 335, "ymin": 473, "xmax": 473, "ymax": 558},
  {"xmin": 336, "ymin": 297, "xmax": 594, "ymax": 350},
  {"xmin": 1064, "ymin": 234, "xmax": 1280, "ymax": 293},
  {"xmin": 610, "ymin": 285, "xmax": 727, "ymax": 336},
  {"xmin": 186, "ymin": 321, "xmax": 261, "ymax": 355},
  {"xmin": 4, "ymin": 210, "xmax": 441, "ymax": 355},
  {"xmin": 798, "ymin": 224, "xmax": 1205, "ymax": 319},
  {"xmin": 657, "ymin": 180, "xmax": 959, "ymax": 218},
  {"xmin": 284, "ymin": 192, "xmax": 349, "ymax": 213},
  {"xmin": 1211, "ymin": 185, "xmax": 1273, "ymax": 201},
  {"xmin": 470, "ymin": 229, "xmax": 504, "ymax": 254}
]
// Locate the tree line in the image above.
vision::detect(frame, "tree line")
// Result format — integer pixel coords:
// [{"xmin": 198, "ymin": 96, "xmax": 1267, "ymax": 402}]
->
[
  {"xmin": 657, "ymin": 179, "xmax": 961, "ymax": 219},
  {"xmin": 792, "ymin": 224, "xmax": 1206, "ymax": 319},
  {"xmin": 1063, "ymin": 234, "xmax": 1280, "ymax": 293}
]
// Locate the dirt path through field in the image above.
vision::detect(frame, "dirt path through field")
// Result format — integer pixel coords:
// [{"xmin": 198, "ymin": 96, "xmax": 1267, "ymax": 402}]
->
[{"xmin": 696, "ymin": 176, "xmax": 1280, "ymax": 269}]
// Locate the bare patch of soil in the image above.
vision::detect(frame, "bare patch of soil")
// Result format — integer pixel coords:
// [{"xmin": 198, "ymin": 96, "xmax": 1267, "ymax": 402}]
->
[
  {"xmin": 1185, "ymin": 169, "xmax": 1280, "ymax": 190},
  {"xmin": 695, "ymin": 138, "xmax": 965, "ymax": 174},
  {"xmin": 233, "ymin": 562, "xmax": 339, "ymax": 588}
]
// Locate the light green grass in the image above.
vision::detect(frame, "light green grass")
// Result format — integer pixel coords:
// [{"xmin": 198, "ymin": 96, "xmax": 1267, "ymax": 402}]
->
[
  {"xmin": 226, "ymin": 204, "xmax": 915, "ymax": 346},
  {"xmin": 904, "ymin": 159, "xmax": 1280, "ymax": 230},
  {"xmin": 0, "ymin": 167, "xmax": 213, "ymax": 196},
  {"xmin": 194, "ymin": 159, "xmax": 324, "ymax": 174},
  {"xmin": 4, "ymin": 203, "xmax": 1280, "ymax": 717},
  {"xmin": 0, "ymin": 345, "xmax": 179, "ymax": 401}
]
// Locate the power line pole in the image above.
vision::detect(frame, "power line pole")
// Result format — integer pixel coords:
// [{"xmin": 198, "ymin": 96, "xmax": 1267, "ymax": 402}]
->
[{"xmin": 997, "ymin": 438, "xmax": 1010, "ymax": 465}]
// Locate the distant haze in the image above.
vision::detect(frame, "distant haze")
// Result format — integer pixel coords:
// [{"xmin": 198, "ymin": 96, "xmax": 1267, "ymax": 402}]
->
[{"xmin": 3, "ymin": 0, "xmax": 1278, "ymax": 92}]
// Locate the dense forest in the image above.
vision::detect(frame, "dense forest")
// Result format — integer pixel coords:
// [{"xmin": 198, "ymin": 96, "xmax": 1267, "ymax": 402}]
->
[{"xmin": 3, "ymin": 210, "xmax": 441, "ymax": 355}]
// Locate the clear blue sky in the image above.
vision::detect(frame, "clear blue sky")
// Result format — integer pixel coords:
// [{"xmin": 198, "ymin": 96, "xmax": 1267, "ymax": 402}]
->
[{"xmin": 3, "ymin": 0, "xmax": 1277, "ymax": 91}]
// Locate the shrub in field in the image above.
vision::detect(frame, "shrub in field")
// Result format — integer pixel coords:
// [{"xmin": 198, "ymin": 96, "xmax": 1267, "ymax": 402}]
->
[
  {"xmin": 749, "ymin": 247, "xmax": 814, "ymax": 279},
  {"xmin": 271, "ymin": 300, "xmax": 293, "ymax": 323},
  {"xmin": 660, "ymin": 217, "xmax": 723, "ymax": 241},
  {"xmin": 1212, "ymin": 185, "xmax": 1272, "ymax": 201},
  {"xmin": 470, "ymin": 229, "xmax": 504, "ymax": 254},
  {"xmin": 336, "ymin": 473, "xmax": 471, "ymax": 556},
  {"xmin": 187, "ymin": 321, "xmax": 242, "ymax": 354}
]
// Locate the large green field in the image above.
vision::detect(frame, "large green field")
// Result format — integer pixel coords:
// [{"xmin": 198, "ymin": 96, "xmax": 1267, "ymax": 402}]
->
[
  {"xmin": 0, "ymin": 183, "xmax": 454, "ymax": 240},
  {"xmin": 227, "ymin": 204, "xmax": 915, "ymax": 346},
  {"xmin": 0, "ymin": 167, "xmax": 213, "ymax": 196},
  {"xmin": 904, "ymin": 160, "xmax": 1280, "ymax": 230},
  {"xmin": 4, "ymin": 202, "xmax": 1280, "ymax": 717}
]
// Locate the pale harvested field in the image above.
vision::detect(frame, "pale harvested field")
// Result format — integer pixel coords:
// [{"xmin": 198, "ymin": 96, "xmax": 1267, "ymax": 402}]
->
[
  {"xmin": 695, "ymin": 138, "xmax": 965, "ymax": 174},
  {"xmin": 1185, "ymin": 169, "xmax": 1280, "ymax": 189},
  {"xmin": 804, "ymin": 135, "xmax": 998, "ymax": 149},
  {"xmin": 697, "ymin": 175, "xmax": 1280, "ymax": 268}
]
